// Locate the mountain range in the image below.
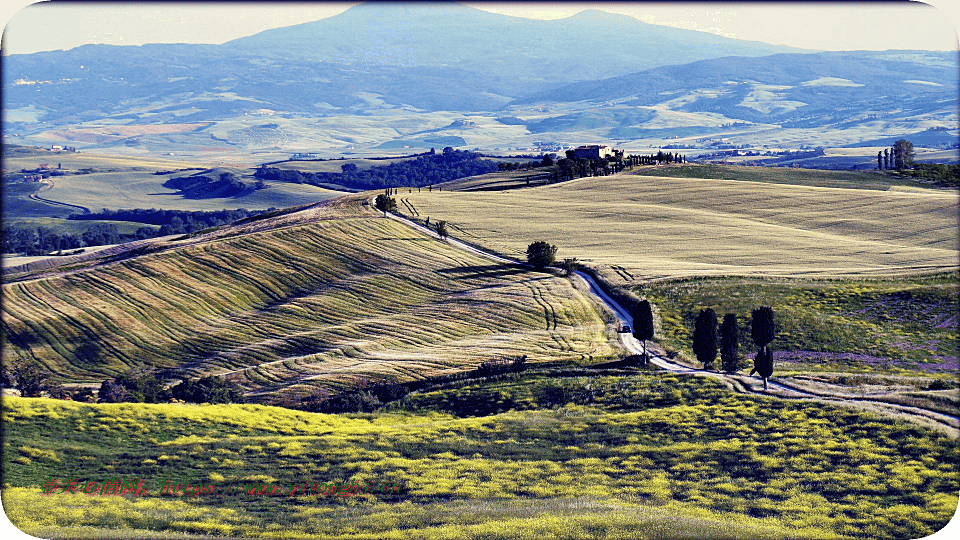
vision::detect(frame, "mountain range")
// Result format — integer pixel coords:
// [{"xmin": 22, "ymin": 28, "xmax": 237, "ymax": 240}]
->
[{"xmin": 2, "ymin": 2, "xmax": 956, "ymax": 157}]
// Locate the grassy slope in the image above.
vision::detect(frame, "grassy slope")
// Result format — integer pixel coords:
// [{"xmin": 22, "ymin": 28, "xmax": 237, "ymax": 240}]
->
[
  {"xmin": 634, "ymin": 274, "xmax": 958, "ymax": 367},
  {"xmin": 1, "ymin": 197, "xmax": 615, "ymax": 400},
  {"xmin": 3, "ymin": 369, "xmax": 958, "ymax": 539},
  {"xmin": 399, "ymin": 170, "xmax": 957, "ymax": 281}
]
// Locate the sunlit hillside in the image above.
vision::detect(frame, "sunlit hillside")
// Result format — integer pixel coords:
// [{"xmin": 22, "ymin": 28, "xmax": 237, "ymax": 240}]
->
[
  {"xmin": 1, "ymin": 197, "xmax": 616, "ymax": 401},
  {"xmin": 405, "ymin": 169, "xmax": 959, "ymax": 283}
]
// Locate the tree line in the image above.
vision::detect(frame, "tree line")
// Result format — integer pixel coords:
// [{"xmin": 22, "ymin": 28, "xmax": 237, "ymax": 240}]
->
[
  {"xmin": 633, "ymin": 302, "xmax": 777, "ymax": 389},
  {"xmin": 3, "ymin": 208, "xmax": 269, "ymax": 255},
  {"xmin": 255, "ymin": 148, "xmax": 499, "ymax": 190},
  {"xmin": 1, "ymin": 361, "xmax": 243, "ymax": 404},
  {"xmin": 877, "ymin": 139, "xmax": 915, "ymax": 170}
]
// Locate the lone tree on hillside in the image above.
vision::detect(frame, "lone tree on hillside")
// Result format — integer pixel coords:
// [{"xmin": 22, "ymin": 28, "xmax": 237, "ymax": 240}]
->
[
  {"xmin": 692, "ymin": 308, "xmax": 718, "ymax": 370},
  {"xmin": 526, "ymin": 241, "xmax": 557, "ymax": 269},
  {"xmin": 434, "ymin": 220, "xmax": 448, "ymax": 239},
  {"xmin": 632, "ymin": 300, "xmax": 655, "ymax": 363},
  {"xmin": 750, "ymin": 306, "xmax": 776, "ymax": 389},
  {"xmin": 720, "ymin": 313, "xmax": 740, "ymax": 374},
  {"xmin": 893, "ymin": 139, "xmax": 915, "ymax": 170},
  {"xmin": 374, "ymin": 194, "xmax": 397, "ymax": 216}
]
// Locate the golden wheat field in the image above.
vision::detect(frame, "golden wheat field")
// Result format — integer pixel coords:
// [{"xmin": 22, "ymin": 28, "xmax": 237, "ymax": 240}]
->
[
  {"xmin": 403, "ymin": 172, "xmax": 959, "ymax": 283},
  {"xmin": 1, "ymin": 199, "xmax": 616, "ymax": 400}
]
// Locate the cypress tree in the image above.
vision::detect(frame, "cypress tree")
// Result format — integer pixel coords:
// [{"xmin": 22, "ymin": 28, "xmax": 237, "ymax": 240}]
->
[
  {"xmin": 632, "ymin": 300, "xmax": 655, "ymax": 363},
  {"xmin": 720, "ymin": 313, "xmax": 739, "ymax": 373},
  {"xmin": 750, "ymin": 307, "xmax": 776, "ymax": 389},
  {"xmin": 692, "ymin": 308, "xmax": 718, "ymax": 370}
]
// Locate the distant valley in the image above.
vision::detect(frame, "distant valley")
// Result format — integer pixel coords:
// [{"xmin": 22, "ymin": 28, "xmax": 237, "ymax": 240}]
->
[{"xmin": 4, "ymin": 3, "xmax": 956, "ymax": 164}]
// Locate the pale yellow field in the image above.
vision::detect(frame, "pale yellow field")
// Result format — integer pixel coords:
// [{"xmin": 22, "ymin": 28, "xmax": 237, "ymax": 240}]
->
[{"xmin": 400, "ymin": 173, "xmax": 959, "ymax": 282}]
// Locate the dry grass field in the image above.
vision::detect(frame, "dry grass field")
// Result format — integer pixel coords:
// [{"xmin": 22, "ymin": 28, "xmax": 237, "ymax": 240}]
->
[
  {"xmin": 1, "ymin": 197, "xmax": 616, "ymax": 401},
  {"xmin": 400, "ymin": 171, "xmax": 958, "ymax": 283},
  {"xmin": 2, "ymin": 149, "xmax": 206, "ymax": 174}
]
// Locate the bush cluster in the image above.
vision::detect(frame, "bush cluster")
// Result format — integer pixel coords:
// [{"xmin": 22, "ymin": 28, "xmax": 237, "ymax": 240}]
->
[{"xmin": 255, "ymin": 150, "xmax": 498, "ymax": 189}]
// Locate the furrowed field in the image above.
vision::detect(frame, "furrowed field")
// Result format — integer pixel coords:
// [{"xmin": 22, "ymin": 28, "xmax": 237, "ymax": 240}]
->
[
  {"xmin": 402, "ymin": 168, "xmax": 957, "ymax": 281},
  {"xmin": 398, "ymin": 166, "xmax": 959, "ymax": 384},
  {"xmin": 2, "ymin": 164, "xmax": 958, "ymax": 539},
  {"xmin": 3, "ymin": 368, "xmax": 958, "ymax": 539},
  {"xmin": 1, "ymin": 198, "xmax": 615, "ymax": 400}
]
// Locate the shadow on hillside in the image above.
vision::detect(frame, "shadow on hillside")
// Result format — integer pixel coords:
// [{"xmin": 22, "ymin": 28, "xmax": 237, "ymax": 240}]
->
[{"xmin": 436, "ymin": 263, "xmax": 528, "ymax": 280}]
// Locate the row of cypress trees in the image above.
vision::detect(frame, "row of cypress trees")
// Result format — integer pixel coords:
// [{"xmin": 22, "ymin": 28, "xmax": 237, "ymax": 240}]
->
[{"xmin": 631, "ymin": 302, "xmax": 776, "ymax": 388}]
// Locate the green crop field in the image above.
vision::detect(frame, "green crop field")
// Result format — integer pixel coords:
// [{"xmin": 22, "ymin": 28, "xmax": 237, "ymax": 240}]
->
[
  {"xmin": 399, "ymin": 171, "xmax": 958, "ymax": 281},
  {"xmin": 3, "ymin": 368, "xmax": 957, "ymax": 539},
  {"xmin": 1, "ymin": 197, "xmax": 616, "ymax": 400}
]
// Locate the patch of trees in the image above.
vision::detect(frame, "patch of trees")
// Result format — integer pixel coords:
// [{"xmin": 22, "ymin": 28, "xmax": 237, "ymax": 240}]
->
[
  {"xmin": 374, "ymin": 194, "xmax": 397, "ymax": 215},
  {"xmin": 475, "ymin": 355, "xmax": 527, "ymax": 377},
  {"xmin": 164, "ymin": 171, "xmax": 265, "ymax": 196},
  {"xmin": 170, "ymin": 376, "xmax": 245, "ymax": 404},
  {"xmin": 878, "ymin": 139, "xmax": 915, "ymax": 171},
  {"xmin": 1, "ymin": 359, "xmax": 65, "ymax": 398},
  {"xmin": 69, "ymin": 208, "xmax": 267, "ymax": 230},
  {"xmin": 305, "ymin": 378, "xmax": 411, "ymax": 414},
  {"xmin": 256, "ymin": 149, "xmax": 498, "ymax": 190},
  {"xmin": 685, "ymin": 306, "xmax": 776, "ymax": 386},
  {"xmin": 3, "ymin": 223, "xmax": 120, "ymax": 256},
  {"xmin": 3, "ymin": 208, "xmax": 269, "ymax": 255},
  {"xmin": 98, "ymin": 368, "xmax": 171, "ymax": 403},
  {"xmin": 496, "ymin": 159, "xmax": 547, "ymax": 171},
  {"xmin": 99, "ymin": 368, "xmax": 244, "ymax": 404},
  {"xmin": 898, "ymin": 163, "xmax": 959, "ymax": 188}
]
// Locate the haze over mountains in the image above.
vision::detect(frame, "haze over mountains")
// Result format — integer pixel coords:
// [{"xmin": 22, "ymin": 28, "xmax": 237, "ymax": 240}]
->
[{"xmin": 3, "ymin": 2, "xmax": 957, "ymax": 160}]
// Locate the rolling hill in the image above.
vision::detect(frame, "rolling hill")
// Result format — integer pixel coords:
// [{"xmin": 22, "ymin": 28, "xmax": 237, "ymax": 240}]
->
[
  {"xmin": 401, "ymin": 166, "xmax": 959, "ymax": 281},
  {"xmin": 1, "ymin": 196, "xmax": 616, "ymax": 402},
  {"xmin": 3, "ymin": 3, "xmax": 956, "ymax": 160}
]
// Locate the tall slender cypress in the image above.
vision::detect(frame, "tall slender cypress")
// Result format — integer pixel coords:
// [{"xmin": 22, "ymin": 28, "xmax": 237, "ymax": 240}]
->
[
  {"xmin": 692, "ymin": 308, "xmax": 718, "ymax": 370},
  {"xmin": 720, "ymin": 313, "xmax": 739, "ymax": 373}
]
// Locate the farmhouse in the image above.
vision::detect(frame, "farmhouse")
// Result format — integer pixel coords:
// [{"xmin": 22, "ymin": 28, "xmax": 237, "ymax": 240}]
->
[{"xmin": 572, "ymin": 144, "xmax": 614, "ymax": 160}]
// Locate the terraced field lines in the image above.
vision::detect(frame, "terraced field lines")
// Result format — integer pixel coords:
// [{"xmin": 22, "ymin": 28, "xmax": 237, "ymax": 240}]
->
[
  {"xmin": 402, "ymin": 174, "xmax": 958, "ymax": 282},
  {"xmin": 2, "ymin": 206, "xmax": 616, "ymax": 400}
]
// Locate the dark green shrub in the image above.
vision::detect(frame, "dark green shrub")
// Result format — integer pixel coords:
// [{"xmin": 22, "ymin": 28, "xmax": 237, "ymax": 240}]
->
[
  {"xmin": 526, "ymin": 241, "xmax": 558, "ymax": 268},
  {"xmin": 170, "ymin": 376, "xmax": 245, "ymax": 404}
]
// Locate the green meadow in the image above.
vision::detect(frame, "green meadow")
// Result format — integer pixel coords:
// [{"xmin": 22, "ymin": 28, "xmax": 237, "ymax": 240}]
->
[
  {"xmin": 3, "ymin": 367, "xmax": 958, "ymax": 539},
  {"xmin": 634, "ymin": 273, "xmax": 958, "ymax": 371}
]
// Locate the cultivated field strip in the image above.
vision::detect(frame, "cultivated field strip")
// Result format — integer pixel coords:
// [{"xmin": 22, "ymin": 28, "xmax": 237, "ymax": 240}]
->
[
  {"xmin": 1, "ymin": 205, "xmax": 615, "ymax": 399},
  {"xmin": 404, "ymin": 174, "xmax": 959, "ymax": 281}
]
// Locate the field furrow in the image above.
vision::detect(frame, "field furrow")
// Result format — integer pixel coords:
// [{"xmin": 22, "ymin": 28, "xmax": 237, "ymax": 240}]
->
[{"xmin": 2, "ymin": 201, "xmax": 616, "ymax": 400}]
